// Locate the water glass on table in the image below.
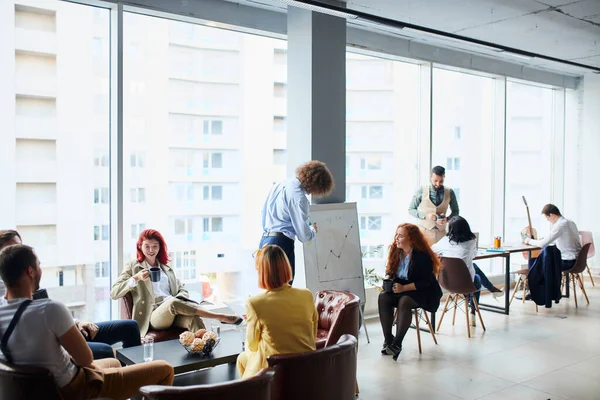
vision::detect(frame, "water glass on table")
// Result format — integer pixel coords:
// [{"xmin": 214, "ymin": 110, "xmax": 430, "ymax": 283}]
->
[
  {"xmin": 142, "ymin": 337, "xmax": 154, "ymax": 362},
  {"xmin": 238, "ymin": 324, "xmax": 247, "ymax": 351},
  {"xmin": 210, "ymin": 322, "xmax": 221, "ymax": 339}
]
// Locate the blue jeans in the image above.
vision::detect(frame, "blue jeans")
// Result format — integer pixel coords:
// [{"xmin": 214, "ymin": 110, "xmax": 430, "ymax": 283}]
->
[
  {"xmin": 259, "ymin": 235, "xmax": 295, "ymax": 284},
  {"xmin": 468, "ymin": 264, "xmax": 496, "ymax": 313},
  {"xmin": 87, "ymin": 320, "xmax": 141, "ymax": 360}
]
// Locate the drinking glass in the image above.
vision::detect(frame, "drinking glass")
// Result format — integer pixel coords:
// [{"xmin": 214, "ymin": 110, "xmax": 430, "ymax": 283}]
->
[
  {"xmin": 239, "ymin": 324, "xmax": 247, "ymax": 351},
  {"xmin": 210, "ymin": 322, "xmax": 221, "ymax": 339},
  {"xmin": 143, "ymin": 337, "xmax": 154, "ymax": 362}
]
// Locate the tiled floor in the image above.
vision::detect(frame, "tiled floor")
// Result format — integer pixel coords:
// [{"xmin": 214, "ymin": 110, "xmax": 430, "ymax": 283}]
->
[{"xmin": 356, "ymin": 280, "xmax": 600, "ymax": 400}]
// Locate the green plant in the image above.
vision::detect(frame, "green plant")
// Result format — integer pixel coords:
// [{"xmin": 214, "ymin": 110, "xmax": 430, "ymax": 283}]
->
[{"xmin": 362, "ymin": 245, "xmax": 385, "ymax": 290}]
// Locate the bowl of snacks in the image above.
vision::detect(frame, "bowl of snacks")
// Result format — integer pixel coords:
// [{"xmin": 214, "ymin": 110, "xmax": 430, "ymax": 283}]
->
[{"xmin": 179, "ymin": 329, "xmax": 220, "ymax": 356}]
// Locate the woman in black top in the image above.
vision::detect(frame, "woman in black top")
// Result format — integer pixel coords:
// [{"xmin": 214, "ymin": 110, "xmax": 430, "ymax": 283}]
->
[{"xmin": 378, "ymin": 223, "xmax": 442, "ymax": 360}]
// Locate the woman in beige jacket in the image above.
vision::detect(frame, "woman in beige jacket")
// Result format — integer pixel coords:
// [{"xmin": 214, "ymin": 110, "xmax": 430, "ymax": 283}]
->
[{"xmin": 111, "ymin": 229, "xmax": 241, "ymax": 336}]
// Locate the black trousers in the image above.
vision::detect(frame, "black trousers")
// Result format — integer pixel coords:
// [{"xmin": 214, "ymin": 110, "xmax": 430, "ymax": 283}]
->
[{"xmin": 259, "ymin": 235, "xmax": 296, "ymax": 284}]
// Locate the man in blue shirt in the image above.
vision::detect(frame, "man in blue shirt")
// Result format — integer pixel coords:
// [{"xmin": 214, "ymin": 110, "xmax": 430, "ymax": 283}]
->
[{"xmin": 260, "ymin": 160, "xmax": 334, "ymax": 283}]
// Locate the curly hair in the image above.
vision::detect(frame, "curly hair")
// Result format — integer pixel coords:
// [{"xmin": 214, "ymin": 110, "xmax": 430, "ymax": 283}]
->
[
  {"xmin": 136, "ymin": 229, "xmax": 170, "ymax": 265},
  {"xmin": 385, "ymin": 223, "xmax": 441, "ymax": 277},
  {"xmin": 295, "ymin": 160, "xmax": 334, "ymax": 197}
]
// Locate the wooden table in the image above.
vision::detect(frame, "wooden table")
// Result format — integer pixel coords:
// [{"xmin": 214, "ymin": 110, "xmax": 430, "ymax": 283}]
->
[
  {"xmin": 117, "ymin": 330, "xmax": 242, "ymax": 375},
  {"xmin": 476, "ymin": 244, "xmax": 541, "ymax": 315}
]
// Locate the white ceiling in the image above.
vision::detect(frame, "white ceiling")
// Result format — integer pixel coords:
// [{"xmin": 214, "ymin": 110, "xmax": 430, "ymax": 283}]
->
[{"xmin": 335, "ymin": 0, "xmax": 600, "ymax": 72}]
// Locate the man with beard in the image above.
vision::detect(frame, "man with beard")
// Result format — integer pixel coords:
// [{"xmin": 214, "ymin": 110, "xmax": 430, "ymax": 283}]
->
[
  {"xmin": 408, "ymin": 165, "xmax": 460, "ymax": 245},
  {"xmin": 0, "ymin": 230, "xmax": 141, "ymax": 359},
  {"xmin": 0, "ymin": 244, "xmax": 174, "ymax": 399}
]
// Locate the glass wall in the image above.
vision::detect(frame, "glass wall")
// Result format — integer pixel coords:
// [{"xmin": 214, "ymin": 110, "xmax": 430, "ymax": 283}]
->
[
  {"xmin": 0, "ymin": 1, "xmax": 110, "ymax": 321},
  {"xmin": 346, "ymin": 53, "xmax": 421, "ymax": 278},
  {"xmin": 123, "ymin": 13, "xmax": 286, "ymax": 304},
  {"xmin": 432, "ymin": 68, "xmax": 496, "ymax": 243},
  {"xmin": 0, "ymin": 0, "xmax": 571, "ymax": 315},
  {"xmin": 505, "ymin": 81, "xmax": 555, "ymax": 245}
]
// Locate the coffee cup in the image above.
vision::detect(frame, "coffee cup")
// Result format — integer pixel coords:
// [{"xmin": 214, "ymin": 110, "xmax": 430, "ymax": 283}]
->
[
  {"xmin": 150, "ymin": 267, "xmax": 161, "ymax": 283},
  {"xmin": 382, "ymin": 279, "xmax": 393, "ymax": 293}
]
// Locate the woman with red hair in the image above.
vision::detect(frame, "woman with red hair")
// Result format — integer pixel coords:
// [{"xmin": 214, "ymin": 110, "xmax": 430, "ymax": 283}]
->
[
  {"xmin": 378, "ymin": 223, "xmax": 442, "ymax": 360},
  {"xmin": 236, "ymin": 245, "xmax": 317, "ymax": 378},
  {"xmin": 111, "ymin": 229, "xmax": 241, "ymax": 337}
]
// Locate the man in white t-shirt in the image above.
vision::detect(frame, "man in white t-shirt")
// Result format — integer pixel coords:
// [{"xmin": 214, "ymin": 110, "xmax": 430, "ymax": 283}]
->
[
  {"xmin": 524, "ymin": 204, "xmax": 582, "ymax": 271},
  {"xmin": 0, "ymin": 244, "xmax": 174, "ymax": 399},
  {"xmin": 0, "ymin": 229, "xmax": 141, "ymax": 360}
]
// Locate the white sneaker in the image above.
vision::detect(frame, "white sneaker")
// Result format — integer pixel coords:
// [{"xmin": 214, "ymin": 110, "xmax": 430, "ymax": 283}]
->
[{"xmin": 470, "ymin": 314, "xmax": 476, "ymax": 327}]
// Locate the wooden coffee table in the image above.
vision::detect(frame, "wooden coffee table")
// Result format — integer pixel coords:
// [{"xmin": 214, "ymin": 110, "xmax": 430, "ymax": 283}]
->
[{"xmin": 117, "ymin": 330, "xmax": 242, "ymax": 375}]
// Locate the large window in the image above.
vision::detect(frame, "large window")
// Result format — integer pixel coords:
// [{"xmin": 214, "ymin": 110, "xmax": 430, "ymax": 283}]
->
[
  {"xmin": 123, "ymin": 13, "xmax": 284, "ymax": 301},
  {"xmin": 505, "ymin": 82, "xmax": 555, "ymax": 245},
  {"xmin": 346, "ymin": 53, "xmax": 421, "ymax": 279},
  {"xmin": 1, "ymin": 1, "xmax": 572, "ymax": 317},
  {"xmin": 432, "ymin": 68, "xmax": 496, "ymax": 246},
  {"xmin": 0, "ymin": 1, "xmax": 110, "ymax": 322}
]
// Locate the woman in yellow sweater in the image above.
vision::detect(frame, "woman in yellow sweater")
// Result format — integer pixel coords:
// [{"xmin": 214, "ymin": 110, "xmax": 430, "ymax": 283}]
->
[{"xmin": 237, "ymin": 245, "xmax": 318, "ymax": 378}]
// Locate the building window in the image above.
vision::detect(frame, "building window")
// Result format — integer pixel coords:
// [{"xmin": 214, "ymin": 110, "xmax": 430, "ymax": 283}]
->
[
  {"xmin": 203, "ymin": 217, "xmax": 223, "ymax": 232},
  {"xmin": 172, "ymin": 183, "xmax": 194, "ymax": 202},
  {"xmin": 202, "ymin": 152, "xmax": 223, "ymax": 169},
  {"xmin": 360, "ymin": 216, "xmax": 382, "ymax": 231},
  {"xmin": 446, "ymin": 157, "xmax": 461, "ymax": 171},
  {"xmin": 172, "ymin": 250, "xmax": 197, "ymax": 281},
  {"xmin": 130, "ymin": 223, "xmax": 146, "ymax": 239},
  {"xmin": 130, "ymin": 188, "xmax": 146, "ymax": 203},
  {"xmin": 95, "ymin": 261, "xmax": 110, "ymax": 278},
  {"xmin": 130, "ymin": 152, "xmax": 145, "ymax": 168},
  {"xmin": 203, "ymin": 120, "xmax": 223, "ymax": 135},
  {"xmin": 174, "ymin": 217, "xmax": 194, "ymax": 237},
  {"xmin": 454, "ymin": 126, "xmax": 461, "ymax": 140},
  {"xmin": 361, "ymin": 185, "xmax": 383, "ymax": 199},
  {"xmin": 361, "ymin": 245, "xmax": 384, "ymax": 259},
  {"xmin": 360, "ymin": 156, "xmax": 382, "ymax": 170},
  {"xmin": 94, "ymin": 187, "xmax": 109, "ymax": 204},
  {"xmin": 94, "ymin": 150, "xmax": 108, "ymax": 167},
  {"xmin": 94, "ymin": 225, "xmax": 109, "ymax": 241},
  {"xmin": 203, "ymin": 185, "xmax": 223, "ymax": 201}
]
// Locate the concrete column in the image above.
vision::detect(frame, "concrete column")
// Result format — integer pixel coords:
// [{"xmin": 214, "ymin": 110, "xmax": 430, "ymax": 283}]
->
[{"xmin": 286, "ymin": 7, "xmax": 346, "ymax": 204}]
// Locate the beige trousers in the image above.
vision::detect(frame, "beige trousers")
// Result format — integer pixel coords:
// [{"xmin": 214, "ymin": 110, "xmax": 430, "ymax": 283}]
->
[
  {"xmin": 150, "ymin": 297, "xmax": 206, "ymax": 332},
  {"xmin": 421, "ymin": 227, "xmax": 446, "ymax": 245},
  {"xmin": 60, "ymin": 358, "xmax": 174, "ymax": 400}
]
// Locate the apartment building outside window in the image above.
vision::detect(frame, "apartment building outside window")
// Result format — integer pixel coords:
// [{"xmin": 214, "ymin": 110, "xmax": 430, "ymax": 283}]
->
[
  {"xmin": 360, "ymin": 156, "xmax": 382, "ymax": 170},
  {"xmin": 203, "ymin": 217, "xmax": 223, "ymax": 232},
  {"xmin": 203, "ymin": 120, "xmax": 222, "ymax": 135},
  {"xmin": 203, "ymin": 152, "xmax": 222, "ymax": 168},
  {"xmin": 130, "ymin": 188, "xmax": 146, "ymax": 203},
  {"xmin": 94, "ymin": 187, "xmax": 109, "ymax": 204},
  {"xmin": 203, "ymin": 185, "xmax": 223, "ymax": 201},
  {"xmin": 130, "ymin": 223, "xmax": 146, "ymax": 239},
  {"xmin": 172, "ymin": 250, "xmax": 197, "ymax": 281},
  {"xmin": 94, "ymin": 225, "xmax": 109, "ymax": 241},
  {"xmin": 360, "ymin": 216, "xmax": 382, "ymax": 231},
  {"xmin": 130, "ymin": 152, "xmax": 145, "ymax": 167},
  {"xmin": 361, "ymin": 185, "xmax": 383, "ymax": 199},
  {"xmin": 95, "ymin": 261, "xmax": 109, "ymax": 278},
  {"xmin": 94, "ymin": 150, "xmax": 108, "ymax": 167}
]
